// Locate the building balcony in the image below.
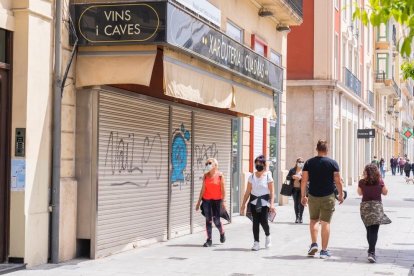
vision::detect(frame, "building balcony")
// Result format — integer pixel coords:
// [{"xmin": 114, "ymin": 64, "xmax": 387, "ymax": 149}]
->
[
  {"xmin": 344, "ymin": 67, "xmax": 361, "ymax": 97},
  {"xmin": 375, "ymin": 71, "xmax": 401, "ymax": 99},
  {"xmin": 367, "ymin": 90, "xmax": 374, "ymax": 108},
  {"xmin": 285, "ymin": 0, "xmax": 303, "ymax": 17},
  {"xmin": 253, "ymin": 0, "xmax": 303, "ymax": 25}
]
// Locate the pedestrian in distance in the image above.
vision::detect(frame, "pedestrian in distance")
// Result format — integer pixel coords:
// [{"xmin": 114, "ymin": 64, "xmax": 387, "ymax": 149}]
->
[
  {"xmin": 358, "ymin": 164, "xmax": 390, "ymax": 263},
  {"xmin": 404, "ymin": 159, "xmax": 411, "ymax": 178},
  {"xmin": 390, "ymin": 156, "xmax": 397, "ymax": 176},
  {"xmin": 371, "ymin": 156, "xmax": 379, "ymax": 168},
  {"xmin": 286, "ymin": 157, "xmax": 305, "ymax": 223},
  {"xmin": 399, "ymin": 157, "xmax": 406, "ymax": 176},
  {"xmin": 379, "ymin": 158, "xmax": 386, "ymax": 179},
  {"xmin": 195, "ymin": 158, "xmax": 226, "ymax": 247},
  {"xmin": 240, "ymin": 155, "xmax": 275, "ymax": 251},
  {"xmin": 396, "ymin": 156, "xmax": 401, "ymax": 174},
  {"xmin": 411, "ymin": 162, "xmax": 414, "ymax": 180},
  {"xmin": 301, "ymin": 140, "xmax": 344, "ymax": 259}
]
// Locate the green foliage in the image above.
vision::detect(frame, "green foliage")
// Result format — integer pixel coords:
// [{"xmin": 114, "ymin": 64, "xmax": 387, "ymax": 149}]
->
[
  {"xmin": 401, "ymin": 61, "xmax": 414, "ymax": 80},
  {"xmin": 354, "ymin": 0, "xmax": 414, "ymax": 79}
]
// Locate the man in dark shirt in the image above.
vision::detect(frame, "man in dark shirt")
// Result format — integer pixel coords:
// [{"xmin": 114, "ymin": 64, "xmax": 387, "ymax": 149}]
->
[{"xmin": 301, "ymin": 140, "xmax": 343, "ymax": 259}]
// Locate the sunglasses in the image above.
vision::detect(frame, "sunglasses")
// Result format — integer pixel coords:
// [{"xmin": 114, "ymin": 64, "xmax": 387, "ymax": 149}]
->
[
  {"xmin": 205, "ymin": 162, "xmax": 212, "ymax": 166},
  {"xmin": 298, "ymin": 161, "xmax": 304, "ymax": 164}
]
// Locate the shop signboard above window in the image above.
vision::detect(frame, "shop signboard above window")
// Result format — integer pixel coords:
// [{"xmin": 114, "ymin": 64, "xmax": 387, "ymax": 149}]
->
[
  {"xmin": 71, "ymin": 1, "xmax": 283, "ymax": 91},
  {"xmin": 166, "ymin": 5, "xmax": 283, "ymax": 91},
  {"xmin": 71, "ymin": 2, "xmax": 166, "ymax": 45}
]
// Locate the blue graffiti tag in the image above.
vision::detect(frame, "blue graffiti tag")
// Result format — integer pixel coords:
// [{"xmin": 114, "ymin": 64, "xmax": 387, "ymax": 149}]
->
[{"xmin": 171, "ymin": 123, "xmax": 191, "ymax": 185}]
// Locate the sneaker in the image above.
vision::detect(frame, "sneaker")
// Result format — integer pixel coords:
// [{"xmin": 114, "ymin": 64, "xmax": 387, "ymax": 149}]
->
[
  {"xmin": 251, "ymin": 241, "xmax": 260, "ymax": 251},
  {"xmin": 368, "ymin": 253, "xmax": 376, "ymax": 263},
  {"xmin": 320, "ymin": 250, "xmax": 331, "ymax": 259},
  {"xmin": 295, "ymin": 217, "xmax": 299, "ymax": 223},
  {"xmin": 307, "ymin": 243, "xmax": 318, "ymax": 256},
  {"xmin": 220, "ymin": 233, "xmax": 226, "ymax": 243},
  {"xmin": 265, "ymin": 235, "xmax": 272, "ymax": 248},
  {"xmin": 203, "ymin": 239, "xmax": 212, "ymax": 247}
]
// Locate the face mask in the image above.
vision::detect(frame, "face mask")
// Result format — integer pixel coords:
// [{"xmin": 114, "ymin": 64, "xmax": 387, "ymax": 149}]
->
[
  {"xmin": 297, "ymin": 163, "xmax": 304, "ymax": 169},
  {"xmin": 205, "ymin": 164, "xmax": 213, "ymax": 172},
  {"xmin": 255, "ymin": 164, "xmax": 264, "ymax": 172}
]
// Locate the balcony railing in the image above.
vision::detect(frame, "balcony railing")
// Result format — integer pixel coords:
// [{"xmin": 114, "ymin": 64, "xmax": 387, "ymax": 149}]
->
[
  {"xmin": 367, "ymin": 90, "xmax": 374, "ymax": 108},
  {"xmin": 285, "ymin": 0, "xmax": 303, "ymax": 17},
  {"xmin": 376, "ymin": 71, "xmax": 387, "ymax": 82},
  {"xmin": 407, "ymin": 83, "xmax": 414, "ymax": 97},
  {"xmin": 344, "ymin": 67, "xmax": 361, "ymax": 97},
  {"xmin": 391, "ymin": 77, "xmax": 402, "ymax": 98}
]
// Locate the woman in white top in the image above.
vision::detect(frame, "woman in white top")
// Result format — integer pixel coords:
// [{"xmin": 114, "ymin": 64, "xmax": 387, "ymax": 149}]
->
[{"xmin": 240, "ymin": 155, "xmax": 275, "ymax": 251}]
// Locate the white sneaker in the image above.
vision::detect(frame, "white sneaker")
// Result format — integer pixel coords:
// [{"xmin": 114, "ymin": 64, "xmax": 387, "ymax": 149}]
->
[
  {"xmin": 265, "ymin": 235, "xmax": 272, "ymax": 248},
  {"xmin": 251, "ymin": 241, "xmax": 260, "ymax": 251}
]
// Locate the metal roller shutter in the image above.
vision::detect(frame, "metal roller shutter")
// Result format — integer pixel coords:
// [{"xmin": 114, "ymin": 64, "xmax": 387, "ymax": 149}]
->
[
  {"xmin": 254, "ymin": 117, "xmax": 264, "ymax": 159},
  {"xmin": 193, "ymin": 111, "xmax": 232, "ymax": 231},
  {"xmin": 169, "ymin": 106, "xmax": 192, "ymax": 238},
  {"xmin": 97, "ymin": 91, "xmax": 169, "ymax": 258}
]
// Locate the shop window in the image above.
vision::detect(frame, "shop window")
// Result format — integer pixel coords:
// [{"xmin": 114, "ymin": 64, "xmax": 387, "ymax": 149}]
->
[
  {"xmin": 270, "ymin": 50, "xmax": 282, "ymax": 66},
  {"xmin": 377, "ymin": 23, "xmax": 388, "ymax": 42},
  {"xmin": 0, "ymin": 29, "xmax": 6, "ymax": 64},
  {"xmin": 376, "ymin": 53, "xmax": 389, "ymax": 78},
  {"xmin": 226, "ymin": 20, "xmax": 244, "ymax": 43},
  {"xmin": 251, "ymin": 34, "xmax": 268, "ymax": 57},
  {"xmin": 334, "ymin": 33, "xmax": 339, "ymax": 80}
]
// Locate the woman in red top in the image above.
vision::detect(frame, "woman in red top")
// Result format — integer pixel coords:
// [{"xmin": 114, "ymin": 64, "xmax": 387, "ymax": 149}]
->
[
  {"xmin": 196, "ymin": 158, "xmax": 226, "ymax": 247},
  {"xmin": 358, "ymin": 164, "xmax": 389, "ymax": 263}
]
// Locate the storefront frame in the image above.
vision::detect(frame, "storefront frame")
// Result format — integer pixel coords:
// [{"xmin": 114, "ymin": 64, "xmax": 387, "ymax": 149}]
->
[
  {"xmin": 0, "ymin": 28, "xmax": 12, "ymax": 263},
  {"xmin": 76, "ymin": 85, "xmax": 235, "ymax": 259}
]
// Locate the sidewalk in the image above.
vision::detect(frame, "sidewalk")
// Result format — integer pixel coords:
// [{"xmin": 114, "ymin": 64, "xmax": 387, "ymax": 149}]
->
[{"xmin": 9, "ymin": 174, "xmax": 414, "ymax": 276}]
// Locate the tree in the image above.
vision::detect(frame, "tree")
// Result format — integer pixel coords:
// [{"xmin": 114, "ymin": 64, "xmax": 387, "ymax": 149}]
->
[{"xmin": 354, "ymin": 0, "xmax": 414, "ymax": 79}]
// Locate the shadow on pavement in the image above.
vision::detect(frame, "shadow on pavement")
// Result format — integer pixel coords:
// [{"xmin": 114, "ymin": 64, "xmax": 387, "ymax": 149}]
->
[
  {"xmin": 167, "ymin": 244, "xmax": 203, "ymax": 248},
  {"xmin": 263, "ymin": 255, "xmax": 307, "ymax": 260},
  {"xmin": 263, "ymin": 247, "xmax": 414, "ymax": 270},
  {"xmin": 29, "ymin": 259, "xmax": 89, "ymax": 270},
  {"xmin": 275, "ymin": 221, "xmax": 309, "ymax": 226},
  {"xmin": 213, "ymin": 248, "xmax": 252, "ymax": 252},
  {"xmin": 325, "ymin": 247, "xmax": 414, "ymax": 269}
]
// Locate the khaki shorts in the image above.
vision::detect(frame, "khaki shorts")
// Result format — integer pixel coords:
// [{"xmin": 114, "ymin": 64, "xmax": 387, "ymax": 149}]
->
[{"xmin": 308, "ymin": 194, "xmax": 336, "ymax": 223}]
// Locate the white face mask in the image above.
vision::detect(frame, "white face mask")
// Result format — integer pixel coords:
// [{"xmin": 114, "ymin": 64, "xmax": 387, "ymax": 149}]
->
[
  {"xmin": 205, "ymin": 164, "xmax": 213, "ymax": 173},
  {"xmin": 297, "ymin": 163, "xmax": 304, "ymax": 169}
]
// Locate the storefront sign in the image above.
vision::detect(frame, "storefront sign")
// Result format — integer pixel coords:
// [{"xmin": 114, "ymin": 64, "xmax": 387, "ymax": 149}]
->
[
  {"xmin": 70, "ymin": 2, "xmax": 283, "ymax": 91},
  {"xmin": 175, "ymin": 0, "xmax": 221, "ymax": 26},
  {"xmin": 402, "ymin": 128, "xmax": 413, "ymax": 139},
  {"xmin": 357, "ymin": 128, "xmax": 375, "ymax": 139},
  {"xmin": 166, "ymin": 5, "xmax": 283, "ymax": 91},
  {"xmin": 71, "ymin": 2, "xmax": 166, "ymax": 45}
]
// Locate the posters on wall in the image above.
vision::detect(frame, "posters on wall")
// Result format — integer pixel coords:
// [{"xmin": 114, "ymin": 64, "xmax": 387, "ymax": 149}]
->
[{"xmin": 11, "ymin": 159, "xmax": 25, "ymax": 191}]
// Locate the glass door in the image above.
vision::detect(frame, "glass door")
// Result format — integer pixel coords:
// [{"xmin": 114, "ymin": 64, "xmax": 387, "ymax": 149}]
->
[{"xmin": 231, "ymin": 118, "xmax": 242, "ymax": 213}]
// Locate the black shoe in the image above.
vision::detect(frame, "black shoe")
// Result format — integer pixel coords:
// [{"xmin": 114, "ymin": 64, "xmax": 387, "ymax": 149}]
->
[
  {"xmin": 203, "ymin": 239, "xmax": 212, "ymax": 247},
  {"xmin": 220, "ymin": 233, "xmax": 226, "ymax": 243},
  {"xmin": 299, "ymin": 217, "xmax": 303, "ymax": 223},
  {"xmin": 295, "ymin": 217, "xmax": 299, "ymax": 223}
]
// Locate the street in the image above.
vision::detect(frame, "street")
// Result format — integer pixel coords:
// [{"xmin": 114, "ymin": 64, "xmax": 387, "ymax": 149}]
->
[{"xmin": 9, "ymin": 173, "xmax": 414, "ymax": 276}]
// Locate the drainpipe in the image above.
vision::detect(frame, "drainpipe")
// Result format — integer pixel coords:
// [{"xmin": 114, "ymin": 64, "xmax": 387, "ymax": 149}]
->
[{"xmin": 51, "ymin": 0, "xmax": 62, "ymax": 264}]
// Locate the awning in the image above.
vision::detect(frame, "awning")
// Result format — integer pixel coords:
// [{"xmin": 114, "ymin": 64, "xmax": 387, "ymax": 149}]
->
[
  {"xmin": 231, "ymin": 85, "xmax": 276, "ymax": 118},
  {"xmin": 163, "ymin": 55, "xmax": 234, "ymax": 109},
  {"xmin": 76, "ymin": 48, "xmax": 157, "ymax": 88},
  {"xmin": 163, "ymin": 49, "xmax": 276, "ymax": 118}
]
